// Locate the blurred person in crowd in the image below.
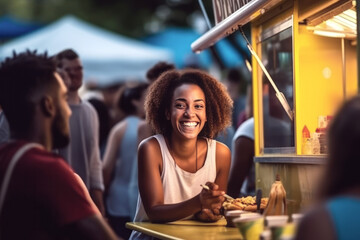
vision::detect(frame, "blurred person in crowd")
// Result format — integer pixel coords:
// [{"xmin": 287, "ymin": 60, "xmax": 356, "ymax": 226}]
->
[
  {"xmin": 54, "ymin": 49, "xmax": 105, "ymax": 216},
  {"xmin": 0, "ymin": 50, "xmax": 118, "ymax": 240},
  {"xmin": 103, "ymin": 83, "xmax": 149, "ymax": 239},
  {"xmin": 215, "ymin": 68, "xmax": 249, "ymax": 151},
  {"xmin": 224, "ymin": 68, "xmax": 247, "ymax": 130},
  {"xmin": 237, "ymin": 84, "xmax": 253, "ymax": 127},
  {"xmin": 100, "ymin": 83, "xmax": 126, "ymax": 128},
  {"xmin": 146, "ymin": 61, "xmax": 175, "ymax": 84},
  {"xmin": 227, "ymin": 84, "xmax": 255, "ymax": 198},
  {"xmin": 215, "ymin": 123, "xmax": 235, "ymax": 151},
  {"xmin": 0, "ymin": 105, "xmax": 10, "ymax": 145},
  {"xmin": 130, "ymin": 69, "xmax": 233, "ymax": 239},
  {"xmin": 88, "ymin": 98, "xmax": 111, "ymax": 158},
  {"xmin": 295, "ymin": 95, "xmax": 360, "ymax": 240},
  {"xmin": 81, "ymin": 83, "xmax": 120, "ymax": 157},
  {"xmin": 56, "ymin": 67, "xmax": 71, "ymax": 89},
  {"xmin": 137, "ymin": 61, "xmax": 176, "ymax": 144}
]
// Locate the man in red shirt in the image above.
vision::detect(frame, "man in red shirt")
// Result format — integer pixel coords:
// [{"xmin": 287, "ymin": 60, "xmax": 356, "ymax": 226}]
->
[{"xmin": 0, "ymin": 51, "xmax": 119, "ymax": 239}]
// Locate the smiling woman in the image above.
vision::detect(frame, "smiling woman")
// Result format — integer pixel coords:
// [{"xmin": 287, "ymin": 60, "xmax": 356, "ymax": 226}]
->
[
  {"xmin": 130, "ymin": 69, "xmax": 233, "ymax": 240},
  {"xmin": 145, "ymin": 69, "xmax": 233, "ymax": 139}
]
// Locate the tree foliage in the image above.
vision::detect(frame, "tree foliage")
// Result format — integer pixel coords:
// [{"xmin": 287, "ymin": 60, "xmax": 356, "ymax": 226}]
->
[{"xmin": 0, "ymin": 0, "xmax": 213, "ymax": 38}]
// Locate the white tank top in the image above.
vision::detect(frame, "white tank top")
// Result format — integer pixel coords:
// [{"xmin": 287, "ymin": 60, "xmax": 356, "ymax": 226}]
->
[{"xmin": 132, "ymin": 134, "xmax": 217, "ymax": 222}]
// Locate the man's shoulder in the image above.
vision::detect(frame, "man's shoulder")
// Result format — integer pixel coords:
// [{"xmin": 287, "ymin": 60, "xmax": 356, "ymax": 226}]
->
[
  {"xmin": 79, "ymin": 100, "xmax": 98, "ymax": 117},
  {"xmin": 0, "ymin": 141, "xmax": 71, "ymax": 175},
  {"xmin": 0, "ymin": 141, "xmax": 41, "ymax": 157},
  {"xmin": 70, "ymin": 100, "xmax": 98, "ymax": 121},
  {"xmin": 72, "ymin": 100, "xmax": 96, "ymax": 111},
  {"xmin": 233, "ymin": 117, "xmax": 254, "ymax": 141},
  {"xmin": 21, "ymin": 146, "xmax": 69, "ymax": 169}
]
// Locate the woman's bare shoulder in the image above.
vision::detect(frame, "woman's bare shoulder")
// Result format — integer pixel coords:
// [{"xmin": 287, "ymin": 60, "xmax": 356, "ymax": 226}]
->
[
  {"xmin": 139, "ymin": 135, "xmax": 159, "ymax": 149},
  {"xmin": 138, "ymin": 135, "xmax": 163, "ymax": 172},
  {"xmin": 138, "ymin": 136, "xmax": 162, "ymax": 162},
  {"xmin": 215, "ymin": 141, "xmax": 231, "ymax": 155}
]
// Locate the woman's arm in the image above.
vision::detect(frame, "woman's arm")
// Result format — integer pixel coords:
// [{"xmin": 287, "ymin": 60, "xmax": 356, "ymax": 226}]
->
[
  {"xmin": 195, "ymin": 142, "xmax": 231, "ymax": 222},
  {"xmin": 102, "ymin": 121, "xmax": 126, "ymax": 189},
  {"xmin": 138, "ymin": 138, "xmax": 225, "ymax": 223},
  {"xmin": 214, "ymin": 142, "xmax": 231, "ymax": 191}
]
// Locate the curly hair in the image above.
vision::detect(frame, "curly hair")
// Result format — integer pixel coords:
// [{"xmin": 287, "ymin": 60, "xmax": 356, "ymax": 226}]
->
[
  {"xmin": 145, "ymin": 69, "xmax": 233, "ymax": 139},
  {"xmin": 146, "ymin": 61, "xmax": 175, "ymax": 83},
  {"xmin": 0, "ymin": 50, "xmax": 57, "ymax": 134}
]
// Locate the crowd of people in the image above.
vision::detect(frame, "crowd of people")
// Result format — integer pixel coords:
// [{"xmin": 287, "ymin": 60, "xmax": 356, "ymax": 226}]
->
[
  {"xmin": 0, "ymin": 48, "xmax": 253, "ymax": 239},
  {"xmin": 0, "ymin": 48, "xmax": 357, "ymax": 240},
  {"xmin": 0, "ymin": 50, "xmax": 117, "ymax": 239}
]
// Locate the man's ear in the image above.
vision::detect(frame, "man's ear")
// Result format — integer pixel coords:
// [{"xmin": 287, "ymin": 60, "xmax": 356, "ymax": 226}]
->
[{"xmin": 40, "ymin": 96, "xmax": 55, "ymax": 117}]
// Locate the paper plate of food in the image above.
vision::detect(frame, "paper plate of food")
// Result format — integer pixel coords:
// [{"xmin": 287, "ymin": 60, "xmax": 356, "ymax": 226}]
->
[{"xmin": 223, "ymin": 196, "xmax": 269, "ymax": 227}]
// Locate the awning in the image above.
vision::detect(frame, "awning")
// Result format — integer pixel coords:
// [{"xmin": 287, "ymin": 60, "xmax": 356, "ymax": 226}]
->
[{"xmin": 191, "ymin": 0, "xmax": 284, "ymax": 53}]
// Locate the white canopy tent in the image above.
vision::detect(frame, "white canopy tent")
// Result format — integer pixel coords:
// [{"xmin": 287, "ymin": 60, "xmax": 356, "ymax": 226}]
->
[{"xmin": 0, "ymin": 15, "xmax": 173, "ymax": 87}]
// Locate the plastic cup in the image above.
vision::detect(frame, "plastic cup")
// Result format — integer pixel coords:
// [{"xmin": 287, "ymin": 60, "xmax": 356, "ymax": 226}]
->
[
  {"xmin": 260, "ymin": 229, "xmax": 271, "ymax": 240},
  {"xmin": 225, "ymin": 210, "xmax": 261, "ymax": 227},
  {"xmin": 265, "ymin": 215, "xmax": 289, "ymax": 228},
  {"xmin": 233, "ymin": 214, "xmax": 264, "ymax": 240},
  {"xmin": 271, "ymin": 223, "xmax": 296, "ymax": 240},
  {"xmin": 224, "ymin": 210, "xmax": 245, "ymax": 227},
  {"xmin": 291, "ymin": 213, "xmax": 304, "ymax": 225}
]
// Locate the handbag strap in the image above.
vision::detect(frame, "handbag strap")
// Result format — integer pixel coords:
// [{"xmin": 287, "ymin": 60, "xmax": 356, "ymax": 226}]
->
[{"xmin": 0, "ymin": 143, "xmax": 41, "ymax": 216}]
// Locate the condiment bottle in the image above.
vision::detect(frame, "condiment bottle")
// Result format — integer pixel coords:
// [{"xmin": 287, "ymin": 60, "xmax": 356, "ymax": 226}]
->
[
  {"xmin": 311, "ymin": 133, "xmax": 320, "ymax": 155},
  {"xmin": 302, "ymin": 125, "xmax": 310, "ymax": 154}
]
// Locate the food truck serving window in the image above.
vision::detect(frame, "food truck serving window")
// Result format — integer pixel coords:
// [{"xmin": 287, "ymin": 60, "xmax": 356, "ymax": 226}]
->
[{"xmin": 259, "ymin": 17, "xmax": 295, "ymax": 154}]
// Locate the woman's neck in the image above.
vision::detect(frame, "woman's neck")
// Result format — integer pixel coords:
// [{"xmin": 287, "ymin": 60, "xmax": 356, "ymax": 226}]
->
[
  {"xmin": 166, "ymin": 135, "xmax": 199, "ymax": 172},
  {"xmin": 168, "ymin": 135, "xmax": 197, "ymax": 156}
]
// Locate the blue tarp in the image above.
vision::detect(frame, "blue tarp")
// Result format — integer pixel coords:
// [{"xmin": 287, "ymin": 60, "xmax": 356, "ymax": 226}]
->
[
  {"xmin": 0, "ymin": 15, "xmax": 42, "ymax": 38},
  {"xmin": 143, "ymin": 27, "xmax": 249, "ymax": 69}
]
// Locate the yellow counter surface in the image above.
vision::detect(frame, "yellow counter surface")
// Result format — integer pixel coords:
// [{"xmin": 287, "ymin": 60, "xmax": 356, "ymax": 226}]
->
[{"xmin": 126, "ymin": 218, "xmax": 242, "ymax": 240}]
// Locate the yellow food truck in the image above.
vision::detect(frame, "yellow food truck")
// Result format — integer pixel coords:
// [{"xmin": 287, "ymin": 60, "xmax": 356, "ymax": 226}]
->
[{"xmin": 192, "ymin": 0, "xmax": 358, "ymax": 214}]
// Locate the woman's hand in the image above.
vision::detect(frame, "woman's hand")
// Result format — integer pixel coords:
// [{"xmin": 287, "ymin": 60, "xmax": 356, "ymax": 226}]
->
[
  {"xmin": 194, "ymin": 208, "xmax": 223, "ymax": 222},
  {"xmin": 198, "ymin": 182, "xmax": 225, "ymax": 214}
]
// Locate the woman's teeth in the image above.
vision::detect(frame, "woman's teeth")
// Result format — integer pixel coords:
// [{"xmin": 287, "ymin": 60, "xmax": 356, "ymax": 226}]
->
[{"xmin": 182, "ymin": 122, "xmax": 198, "ymax": 127}]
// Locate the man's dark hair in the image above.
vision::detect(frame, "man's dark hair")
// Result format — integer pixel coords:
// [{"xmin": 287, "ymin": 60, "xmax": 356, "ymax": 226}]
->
[
  {"xmin": 118, "ymin": 83, "xmax": 149, "ymax": 115},
  {"xmin": 0, "ymin": 50, "xmax": 57, "ymax": 135},
  {"xmin": 53, "ymin": 48, "xmax": 79, "ymax": 68},
  {"xmin": 146, "ymin": 61, "xmax": 175, "ymax": 83}
]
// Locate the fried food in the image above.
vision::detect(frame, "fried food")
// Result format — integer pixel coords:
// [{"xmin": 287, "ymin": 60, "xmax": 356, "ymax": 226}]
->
[{"xmin": 223, "ymin": 196, "xmax": 269, "ymax": 211}]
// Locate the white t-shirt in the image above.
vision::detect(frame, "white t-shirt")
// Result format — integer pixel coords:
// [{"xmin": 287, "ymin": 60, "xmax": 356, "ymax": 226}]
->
[{"xmin": 232, "ymin": 117, "xmax": 254, "ymax": 145}]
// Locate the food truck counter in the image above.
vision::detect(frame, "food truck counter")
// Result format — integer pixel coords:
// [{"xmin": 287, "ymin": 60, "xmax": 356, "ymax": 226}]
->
[
  {"xmin": 254, "ymin": 154, "xmax": 326, "ymax": 164},
  {"xmin": 255, "ymin": 155, "xmax": 326, "ymax": 215}
]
